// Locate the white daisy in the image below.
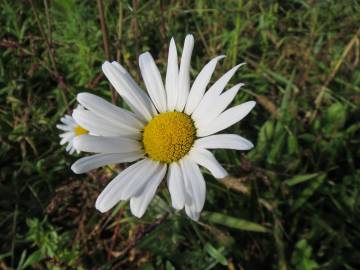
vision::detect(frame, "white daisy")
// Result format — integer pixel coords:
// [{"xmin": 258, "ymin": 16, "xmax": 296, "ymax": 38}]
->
[
  {"xmin": 71, "ymin": 34, "xmax": 255, "ymax": 220},
  {"xmin": 57, "ymin": 113, "xmax": 89, "ymax": 154}
]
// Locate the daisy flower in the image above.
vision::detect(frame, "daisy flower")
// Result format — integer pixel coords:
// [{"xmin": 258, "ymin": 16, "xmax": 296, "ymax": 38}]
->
[
  {"xmin": 57, "ymin": 112, "xmax": 89, "ymax": 154},
  {"xmin": 71, "ymin": 34, "xmax": 255, "ymax": 220}
]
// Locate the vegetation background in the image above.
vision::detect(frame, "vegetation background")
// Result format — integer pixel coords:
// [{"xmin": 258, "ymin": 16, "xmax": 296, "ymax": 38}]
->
[{"xmin": 1, "ymin": 0, "xmax": 360, "ymax": 269}]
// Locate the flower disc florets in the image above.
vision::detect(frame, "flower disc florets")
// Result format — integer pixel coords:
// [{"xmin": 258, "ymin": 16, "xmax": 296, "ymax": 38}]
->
[{"xmin": 142, "ymin": 112, "xmax": 196, "ymax": 163}]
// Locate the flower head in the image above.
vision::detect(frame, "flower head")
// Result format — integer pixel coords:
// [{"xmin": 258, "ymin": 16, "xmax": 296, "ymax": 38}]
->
[
  {"xmin": 71, "ymin": 34, "xmax": 255, "ymax": 220},
  {"xmin": 57, "ymin": 112, "xmax": 88, "ymax": 154}
]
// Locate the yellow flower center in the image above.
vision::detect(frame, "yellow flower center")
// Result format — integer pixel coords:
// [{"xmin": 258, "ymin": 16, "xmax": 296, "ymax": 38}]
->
[
  {"xmin": 142, "ymin": 112, "xmax": 196, "ymax": 163},
  {"xmin": 74, "ymin": 125, "xmax": 88, "ymax": 136}
]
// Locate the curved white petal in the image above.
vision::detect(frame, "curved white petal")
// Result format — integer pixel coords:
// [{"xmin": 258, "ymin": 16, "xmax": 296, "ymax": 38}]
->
[
  {"xmin": 188, "ymin": 148, "xmax": 228, "ymax": 179},
  {"xmin": 73, "ymin": 135, "xmax": 141, "ymax": 154},
  {"xmin": 72, "ymin": 108, "xmax": 140, "ymax": 138},
  {"xmin": 194, "ymin": 134, "xmax": 254, "ymax": 150},
  {"xmin": 110, "ymin": 61, "xmax": 158, "ymax": 117},
  {"xmin": 165, "ymin": 38, "xmax": 179, "ymax": 111},
  {"xmin": 175, "ymin": 34, "xmax": 194, "ymax": 112},
  {"xmin": 185, "ymin": 198, "xmax": 200, "ymax": 221},
  {"xmin": 130, "ymin": 164, "xmax": 167, "ymax": 218},
  {"xmin": 69, "ymin": 145, "xmax": 76, "ymax": 155},
  {"xmin": 66, "ymin": 143, "xmax": 72, "ymax": 152},
  {"xmin": 193, "ymin": 83, "xmax": 243, "ymax": 128},
  {"xmin": 197, "ymin": 101, "xmax": 256, "ymax": 137},
  {"xmin": 59, "ymin": 131, "xmax": 72, "ymax": 138},
  {"xmin": 120, "ymin": 159, "xmax": 162, "ymax": 200},
  {"xmin": 61, "ymin": 115, "xmax": 76, "ymax": 127},
  {"xmin": 102, "ymin": 61, "xmax": 155, "ymax": 121},
  {"xmin": 139, "ymin": 52, "xmax": 167, "ymax": 112},
  {"xmin": 95, "ymin": 159, "xmax": 151, "ymax": 212},
  {"xmin": 71, "ymin": 151, "xmax": 144, "ymax": 174},
  {"xmin": 180, "ymin": 157, "xmax": 206, "ymax": 219},
  {"xmin": 60, "ymin": 132, "xmax": 74, "ymax": 145},
  {"xmin": 192, "ymin": 63, "xmax": 245, "ymax": 115},
  {"xmin": 77, "ymin": 92, "xmax": 143, "ymax": 130},
  {"xmin": 57, "ymin": 124, "xmax": 73, "ymax": 132},
  {"xmin": 167, "ymin": 162, "xmax": 185, "ymax": 210},
  {"xmin": 184, "ymin": 55, "xmax": 225, "ymax": 114}
]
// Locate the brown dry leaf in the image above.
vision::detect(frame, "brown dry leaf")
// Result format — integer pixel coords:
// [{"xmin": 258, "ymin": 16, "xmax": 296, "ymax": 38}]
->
[
  {"xmin": 256, "ymin": 95, "xmax": 278, "ymax": 116},
  {"xmin": 221, "ymin": 177, "xmax": 250, "ymax": 194}
]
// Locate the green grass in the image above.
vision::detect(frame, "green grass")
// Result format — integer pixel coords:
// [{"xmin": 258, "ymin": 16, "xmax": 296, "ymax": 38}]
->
[{"xmin": 1, "ymin": 0, "xmax": 360, "ymax": 269}]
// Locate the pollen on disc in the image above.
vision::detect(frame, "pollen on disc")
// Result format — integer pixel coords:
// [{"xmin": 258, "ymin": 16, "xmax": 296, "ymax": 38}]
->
[{"xmin": 142, "ymin": 112, "xmax": 196, "ymax": 163}]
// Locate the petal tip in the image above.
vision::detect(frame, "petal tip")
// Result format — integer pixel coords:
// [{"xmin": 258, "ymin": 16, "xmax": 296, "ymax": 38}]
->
[
  {"xmin": 130, "ymin": 206, "xmax": 145, "ymax": 218},
  {"xmin": 95, "ymin": 198, "xmax": 108, "ymax": 213},
  {"xmin": 76, "ymin": 92, "xmax": 89, "ymax": 102},
  {"xmin": 185, "ymin": 33, "xmax": 194, "ymax": 41},
  {"xmin": 70, "ymin": 163, "xmax": 80, "ymax": 174},
  {"xmin": 96, "ymin": 205, "xmax": 107, "ymax": 213},
  {"xmin": 249, "ymin": 100, "xmax": 257, "ymax": 109},
  {"xmin": 102, "ymin": 61, "xmax": 111, "ymax": 68}
]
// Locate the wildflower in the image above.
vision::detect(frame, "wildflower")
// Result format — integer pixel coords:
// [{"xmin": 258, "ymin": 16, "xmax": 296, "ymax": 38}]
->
[
  {"xmin": 71, "ymin": 34, "xmax": 255, "ymax": 220},
  {"xmin": 57, "ymin": 112, "xmax": 88, "ymax": 154}
]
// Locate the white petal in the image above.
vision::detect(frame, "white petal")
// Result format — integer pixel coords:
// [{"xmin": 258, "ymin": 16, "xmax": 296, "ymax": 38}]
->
[
  {"xmin": 61, "ymin": 115, "xmax": 76, "ymax": 127},
  {"xmin": 193, "ymin": 83, "xmax": 243, "ymax": 128},
  {"xmin": 65, "ymin": 143, "xmax": 72, "ymax": 152},
  {"xmin": 139, "ymin": 52, "xmax": 167, "ymax": 112},
  {"xmin": 71, "ymin": 151, "xmax": 144, "ymax": 174},
  {"xmin": 59, "ymin": 131, "xmax": 73, "ymax": 138},
  {"xmin": 95, "ymin": 159, "xmax": 150, "ymax": 212},
  {"xmin": 175, "ymin": 34, "xmax": 194, "ymax": 112},
  {"xmin": 72, "ymin": 108, "xmax": 140, "ymax": 138},
  {"xmin": 77, "ymin": 92, "xmax": 143, "ymax": 129},
  {"xmin": 119, "ymin": 160, "xmax": 163, "ymax": 201},
  {"xmin": 130, "ymin": 164, "xmax": 167, "ymax": 218},
  {"xmin": 59, "ymin": 132, "xmax": 74, "ymax": 145},
  {"xmin": 197, "ymin": 101, "xmax": 256, "ymax": 137},
  {"xmin": 194, "ymin": 134, "xmax": 254, "ymax": 150},
  {"xmin": 69, "ymin": 145, "xmax": 76, "ymax": 155},
  {"xmin": 165, "ymin": 38, "xmax": 179, "ymax": 111},
  {"xmin": 192, "ymin": 63, "xmax": 245, "ymax": 116},
  {"xmin": 111, "ymin": 62, "xmax": 158, "ymax": 117},
  {"xmin": 73, "ymin": 135, "xmax": 141, "ymax": 154},
  {"xmin": 102, "ymin": 61, "xmax": 155, "ymax": 121},
  {"xmin": 184, "ymin": 55, "xmax": 225, "ymax": 114},
  {"xmin": 56, "ymin": 124, "xmax": 73, "ymax": 131},
  {"xmin": 185, "ymin": 198, "xmax": 200, "ymax": 221},
  {"xmin": 167, "ymin": 162, "xmax": 185, "ymax": 210},
  {"xmin": 188, "ymin": 148, "xmax": 228, "ymax": 179},
  {"xmin": 180, "ymin": 157, "xmax": 206, "ymax": 216}
]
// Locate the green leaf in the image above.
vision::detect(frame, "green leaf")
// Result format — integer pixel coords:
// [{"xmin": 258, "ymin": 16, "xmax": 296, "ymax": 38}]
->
[
  {"xmin": 204, "ymin": 212, "xmax": 268, "ymax": 233},
  {"xmin": 165, "ymin": 261, "xmax": 176, "ymax": 270},
  {"xmin": 204, "ymin": 243, "xmax": 228, "ymax": 266},
  {"xmin": 322, "ymin": 102, "xmax": 346, "ymax": 133},
  {"xmin": 291, "ymin": 174, "xmax": 327, "ymax": 211},
  {"xmin": 284, "ymin": 173, "xmax": 320, "ymax": 186},
  {"xmin": 287, "ymin": 132, "xmax": 299, "ymax": 155},
  {"xmin": 22, "ymin": 250, "xmax": 44, "ymax": 269},
  {"xmin": 291, "ymin": 239, "xmax": 319, "ymax": 270}
]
